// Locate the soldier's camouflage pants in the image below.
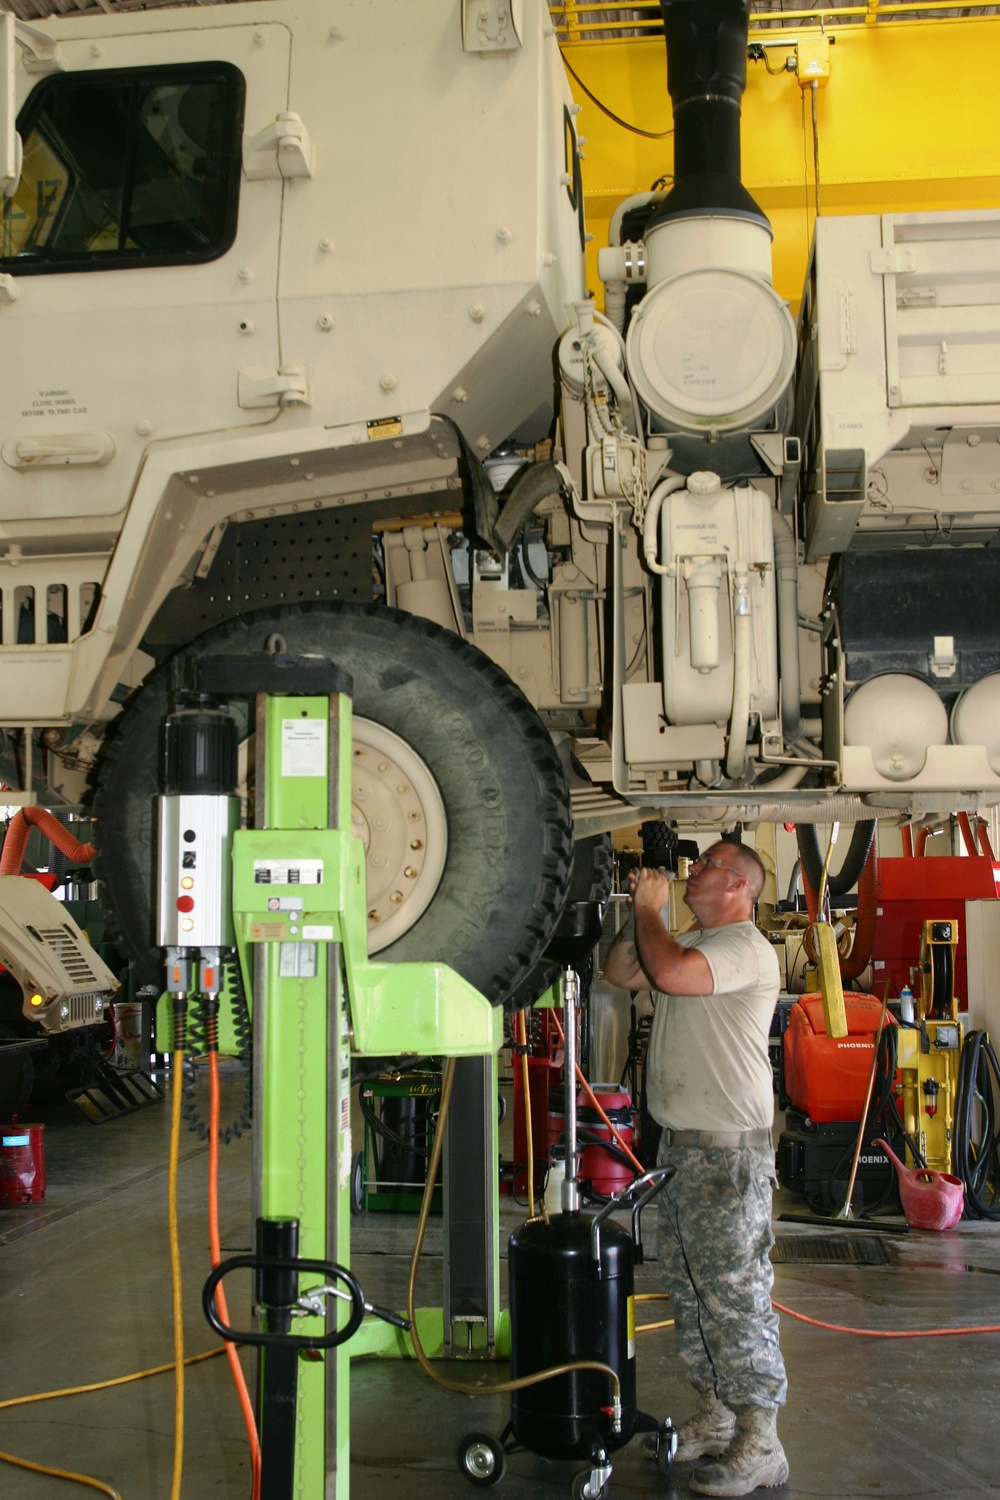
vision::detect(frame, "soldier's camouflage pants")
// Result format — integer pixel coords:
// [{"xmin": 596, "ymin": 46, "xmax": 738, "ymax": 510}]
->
[{"xmin": 655, "ymin": 1139, "xmax": 787, "ymax": 1412}]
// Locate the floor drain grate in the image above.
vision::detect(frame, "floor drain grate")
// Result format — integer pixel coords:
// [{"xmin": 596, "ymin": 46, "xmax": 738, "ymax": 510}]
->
[{"xmin": 771, "ymin": 1235, "xmax": 892, "ymax": 1266}]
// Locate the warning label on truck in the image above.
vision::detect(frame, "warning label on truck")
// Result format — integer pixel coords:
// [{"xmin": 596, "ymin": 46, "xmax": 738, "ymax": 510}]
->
[{"xmin": 366, "ymin": 415, "xmax": 403, "ymax": 440}]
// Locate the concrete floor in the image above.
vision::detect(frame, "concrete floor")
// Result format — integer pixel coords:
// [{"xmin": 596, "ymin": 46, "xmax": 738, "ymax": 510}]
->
[{"xmin": 3, "ymin": 1069, "xmax": 1000, "ymax": 1500}]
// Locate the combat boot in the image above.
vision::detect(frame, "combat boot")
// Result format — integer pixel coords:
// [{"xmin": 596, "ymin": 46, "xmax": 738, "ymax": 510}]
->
[
  {"xmin": 689, "ymin": 1406, "xmax": 788, "ymax": 1496},
  {"xmin": 674, "ymin": 1388, "xmax": 737, "ymax": 1464}
]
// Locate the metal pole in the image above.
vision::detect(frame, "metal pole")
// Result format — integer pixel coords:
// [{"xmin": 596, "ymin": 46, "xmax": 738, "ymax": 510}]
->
[{"xmin": 561, "ymin": 967, "xmax": 581, "ymax": 1214}]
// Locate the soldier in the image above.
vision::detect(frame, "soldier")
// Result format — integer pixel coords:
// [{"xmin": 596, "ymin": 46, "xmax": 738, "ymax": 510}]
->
[{"xmin": 603, "ymin": 841, "xmax": 787, "ymax": 1498}]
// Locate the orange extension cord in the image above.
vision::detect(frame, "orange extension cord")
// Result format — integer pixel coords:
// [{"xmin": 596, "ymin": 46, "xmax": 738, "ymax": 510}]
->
[
  {"xmin": 772, "ymin": 1300, "xmax": 1000, "ymax": 1339},
  {"xmin": 208, "ymin": 1047, "xmax": 262, "ymax": 1500},
  {"xmin": 547, "ymin": 1003, "xmax": 1000, "ymax": 1343}
]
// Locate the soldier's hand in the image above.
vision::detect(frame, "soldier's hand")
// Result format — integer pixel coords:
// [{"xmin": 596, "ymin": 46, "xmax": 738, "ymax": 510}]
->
[{"xmin": 629, "ymin": 865, "xmax": 672, "ymax": 912}]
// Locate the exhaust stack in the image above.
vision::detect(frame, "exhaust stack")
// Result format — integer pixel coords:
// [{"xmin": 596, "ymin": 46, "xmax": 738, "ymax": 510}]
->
[
  {"xmin": 603, "ymin": 0, "xmax": 796, "ymax": 478},
  {"xmin": 652, "ymin": 0, "xmax": 766, "ymax": 231}
]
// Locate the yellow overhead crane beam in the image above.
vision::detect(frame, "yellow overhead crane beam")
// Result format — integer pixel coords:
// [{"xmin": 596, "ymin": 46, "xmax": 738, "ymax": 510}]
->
[{"xmin": 552, "ymin": 8, "xmax": 1000, "ymax": 311}]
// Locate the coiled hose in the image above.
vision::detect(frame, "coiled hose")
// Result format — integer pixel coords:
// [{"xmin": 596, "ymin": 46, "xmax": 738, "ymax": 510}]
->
[
  {"xmin": 953, "ymin": 1030, "xmax": 1000, "ymax": 1220},
  {"xmin": 182, "ymin": 957, "xmax": 252, "ymax": 1143}
]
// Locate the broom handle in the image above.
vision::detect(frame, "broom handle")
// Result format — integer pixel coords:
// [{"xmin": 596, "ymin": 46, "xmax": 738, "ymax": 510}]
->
[{"xmin": 838, "ymin": 985, "xmax": 890, "ymax": 1219}]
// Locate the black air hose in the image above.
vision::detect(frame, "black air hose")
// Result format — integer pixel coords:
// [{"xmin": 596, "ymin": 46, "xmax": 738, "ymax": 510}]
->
[
  {"xmin": 953, "ymin": 1030, "xmax": 1000, "ymax": 1220},
  {"xmin": 575, "ymin": 1129, "xmax": 639, "ymax": 1204},
  {"xmin": 357, "ymin": 1086, "xmax": 433, "ymax": 1161},
  {"xmin": 493, "ymin": 462, "xmax": 564, "ymax": 555},
  {"xmin": 796, "ymin": 821, "xmax": 876, "ymax": 898},
  {"xmin": 929, "ymin": 946, "xmax": 954, "ymax": 1019},
  {"xmin": 576, "ymin": 1127, "xmax": 637, "ymax": 1170}
]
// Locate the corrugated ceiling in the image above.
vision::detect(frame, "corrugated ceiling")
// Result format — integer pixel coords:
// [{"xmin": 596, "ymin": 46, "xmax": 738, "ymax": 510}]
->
[
  {"xmin": 551, "ymin": 4, "xmax": 1000, "ymax": 39},
  {"xmin": 2, "ymin": 1, "xmax": 999, "ymax": 24},
  {"xmin": 0, "ymin": 0, "xmax": 258, "ymax": 18}
]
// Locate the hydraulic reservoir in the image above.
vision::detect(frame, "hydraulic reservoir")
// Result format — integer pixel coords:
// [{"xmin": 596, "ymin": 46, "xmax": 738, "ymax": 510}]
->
[{"xmin": 659, "ymin": 478, "xmax": 778, "ymax": 727}]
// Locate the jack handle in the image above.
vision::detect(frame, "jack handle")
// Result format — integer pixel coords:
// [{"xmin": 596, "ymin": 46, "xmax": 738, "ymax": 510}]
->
[
  {"xmin": 590, "ymin": 1165, "xmax": 675, "ymax": 1272},
  {"xmin": 203, "ymin": 1254, "xmax": 410, "ymax": 1349}
]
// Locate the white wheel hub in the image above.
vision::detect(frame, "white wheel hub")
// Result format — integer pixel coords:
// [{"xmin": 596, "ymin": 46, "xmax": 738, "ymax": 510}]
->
[{"xmin": 351, "ymin": 717, "xmax": 447, "ymax": 952}]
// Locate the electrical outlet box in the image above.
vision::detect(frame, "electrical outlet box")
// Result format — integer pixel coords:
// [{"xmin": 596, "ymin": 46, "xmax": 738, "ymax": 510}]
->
[{"xmin": 797, "ymin": 35, "xmax": 831, "ymax": 86}]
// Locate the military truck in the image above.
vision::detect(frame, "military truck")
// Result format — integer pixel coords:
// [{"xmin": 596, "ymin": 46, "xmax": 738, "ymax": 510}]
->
[{"xmin": 2, "ymin": 0, "xmax": 1000, "ymax": 1007}]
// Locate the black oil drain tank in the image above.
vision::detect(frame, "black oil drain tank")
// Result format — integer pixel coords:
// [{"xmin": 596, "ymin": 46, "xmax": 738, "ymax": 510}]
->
[{"xmin": 508, "ymin": 1210, "xmax": 638, "ymax": 1461}]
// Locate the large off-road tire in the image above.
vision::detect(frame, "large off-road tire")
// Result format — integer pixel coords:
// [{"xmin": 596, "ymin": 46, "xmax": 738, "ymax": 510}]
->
[
  {"xmin": 506, "ymin": 832, "xmax": 615, "ymax": 1010},
  {"xmin": 93, "ymin": 603, "xmax": 573, "ymax": 1007}
]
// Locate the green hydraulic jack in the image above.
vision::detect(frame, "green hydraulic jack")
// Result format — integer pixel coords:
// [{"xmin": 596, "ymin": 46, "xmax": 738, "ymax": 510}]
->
[{"xmin": 159, "ymin": 656, "xmax": 501, "ymax": 1500}]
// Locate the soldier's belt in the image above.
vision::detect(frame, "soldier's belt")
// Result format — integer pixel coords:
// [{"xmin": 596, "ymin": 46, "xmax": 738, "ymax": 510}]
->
[{"xmin": 661, "ymin": 1127, "xmax": 772, "ymax": 1149}]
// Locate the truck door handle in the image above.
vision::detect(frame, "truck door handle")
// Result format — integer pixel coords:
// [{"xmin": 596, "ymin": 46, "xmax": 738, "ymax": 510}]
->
[{"xmin": 2, "ymin": 432, "xmax": 115, "ymax": 468}]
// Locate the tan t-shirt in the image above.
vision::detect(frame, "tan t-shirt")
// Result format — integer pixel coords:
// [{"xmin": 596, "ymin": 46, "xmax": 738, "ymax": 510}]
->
[{"xmin": 645, "ymin": 920, "xmax": 781, "ymax": 1134}]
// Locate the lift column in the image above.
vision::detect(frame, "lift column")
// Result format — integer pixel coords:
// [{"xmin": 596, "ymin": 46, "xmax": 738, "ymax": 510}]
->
[
  {"xmin": 232, "ymin": 668, "xmax": 355, "ymax": 1499},
  {"xmin": 215, "ymin": 653, "xmax": 503, "ymax": 1498}
]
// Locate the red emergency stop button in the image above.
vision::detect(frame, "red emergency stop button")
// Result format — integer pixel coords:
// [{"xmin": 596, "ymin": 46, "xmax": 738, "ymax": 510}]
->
[{"xmin": 176, "ymin": 895, "xmax": 195, "ymax": 912}]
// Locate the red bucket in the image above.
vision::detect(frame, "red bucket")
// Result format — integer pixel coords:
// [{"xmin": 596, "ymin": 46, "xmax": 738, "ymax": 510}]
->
[
  {"xmin": 577, "ymin": 1085, "xmax": 635, "ymax": 1197},
  {"xmin": 0, "ymin": 1122, "xmax": 46, "ymax": 1206}
]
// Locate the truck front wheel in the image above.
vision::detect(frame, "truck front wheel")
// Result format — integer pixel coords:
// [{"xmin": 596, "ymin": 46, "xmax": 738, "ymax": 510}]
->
[{"xmin": 93, "ymin": 602, "xmax": 574, "ymax": 1009}]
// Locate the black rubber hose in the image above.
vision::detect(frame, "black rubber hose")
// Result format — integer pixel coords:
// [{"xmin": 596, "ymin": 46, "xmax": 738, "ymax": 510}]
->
[
  {"xmin": 576, "ymin": 1127, "xmax": 637, "ymax": 1173},
  {"xmin": 796, "ymin": 820, "xmax": 877, "ymax": 897},
  {"xmin": 518, "ymin": 535, "xmax": 548, "ymax": 591},
  {"xmin": 493, "ymin": 462, "xmax": 564, "ymax": 554},
  {"xmin": 930, "ymin": 946, "xmax": 953, "ymax": 1019},
  {"xmin": 864, "ymin": 1026, "xmax": 924, "ymax": 1214},
  {"xmin": 954, "ymin": 1031, "xmax": 1000, "ymax": 1220},
  {"xmin": 575, "ymin": 1130, "xmax": 639, "ymax": 1204},
  {"xmin": 357, "ymin": 1086, "xmax": 433, "ymax": 1161}
]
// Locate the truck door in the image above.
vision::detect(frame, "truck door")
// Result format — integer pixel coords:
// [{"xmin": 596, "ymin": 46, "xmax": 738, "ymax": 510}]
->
[{"xmin": 0, "ymin": 20, "xmax": 288, "ymax": 653}]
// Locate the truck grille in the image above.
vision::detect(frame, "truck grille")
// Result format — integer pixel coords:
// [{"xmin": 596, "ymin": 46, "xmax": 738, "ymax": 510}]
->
[
  {"xmin": 30, "ymin": 924, "xmax": 104, "ymax": 987},
  {"xmin": 67, "ymin": 992, "xmax": 102, "ymax": 1027}
]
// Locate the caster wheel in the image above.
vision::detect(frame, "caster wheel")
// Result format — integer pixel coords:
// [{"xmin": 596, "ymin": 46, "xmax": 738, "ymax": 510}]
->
[
  {"xmin": 350, "ymin": 1151, "xmax": 364, "ymax": 1215},
  {"xmin": 656, "ymin": 1437, "xmax": 673, "ymax": 1477},
  {"xmin": 458, "ymin": 1431, "xmax": 507, "ymax": 1487},
  {"xmin": 571, "ymin": 1471, "xmax": 609, "ymax": 1500}
]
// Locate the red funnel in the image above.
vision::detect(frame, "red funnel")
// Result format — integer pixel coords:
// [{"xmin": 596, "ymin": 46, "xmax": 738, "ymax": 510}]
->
[{"xmin": 874, "ymin": 1138, "xmax": 965, "ymax": 1231}]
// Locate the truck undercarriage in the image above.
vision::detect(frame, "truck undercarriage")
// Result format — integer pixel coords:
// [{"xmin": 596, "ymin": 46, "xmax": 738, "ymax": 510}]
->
[{"xmin": 2, "ymin": 0, "xmax": 1000, "ymax": 1004}]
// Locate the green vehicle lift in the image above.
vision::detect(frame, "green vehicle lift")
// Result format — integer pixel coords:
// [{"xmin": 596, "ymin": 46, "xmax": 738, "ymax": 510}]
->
[{"xmin": 162, "ymin": 657, "xmax": 501, "ymax": 1500}]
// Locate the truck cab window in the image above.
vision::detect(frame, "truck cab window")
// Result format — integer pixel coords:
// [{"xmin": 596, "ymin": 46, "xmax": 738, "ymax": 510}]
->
[{"xmin": 0, "ymin": 64, "xmax": 244, "ymax": 273}]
